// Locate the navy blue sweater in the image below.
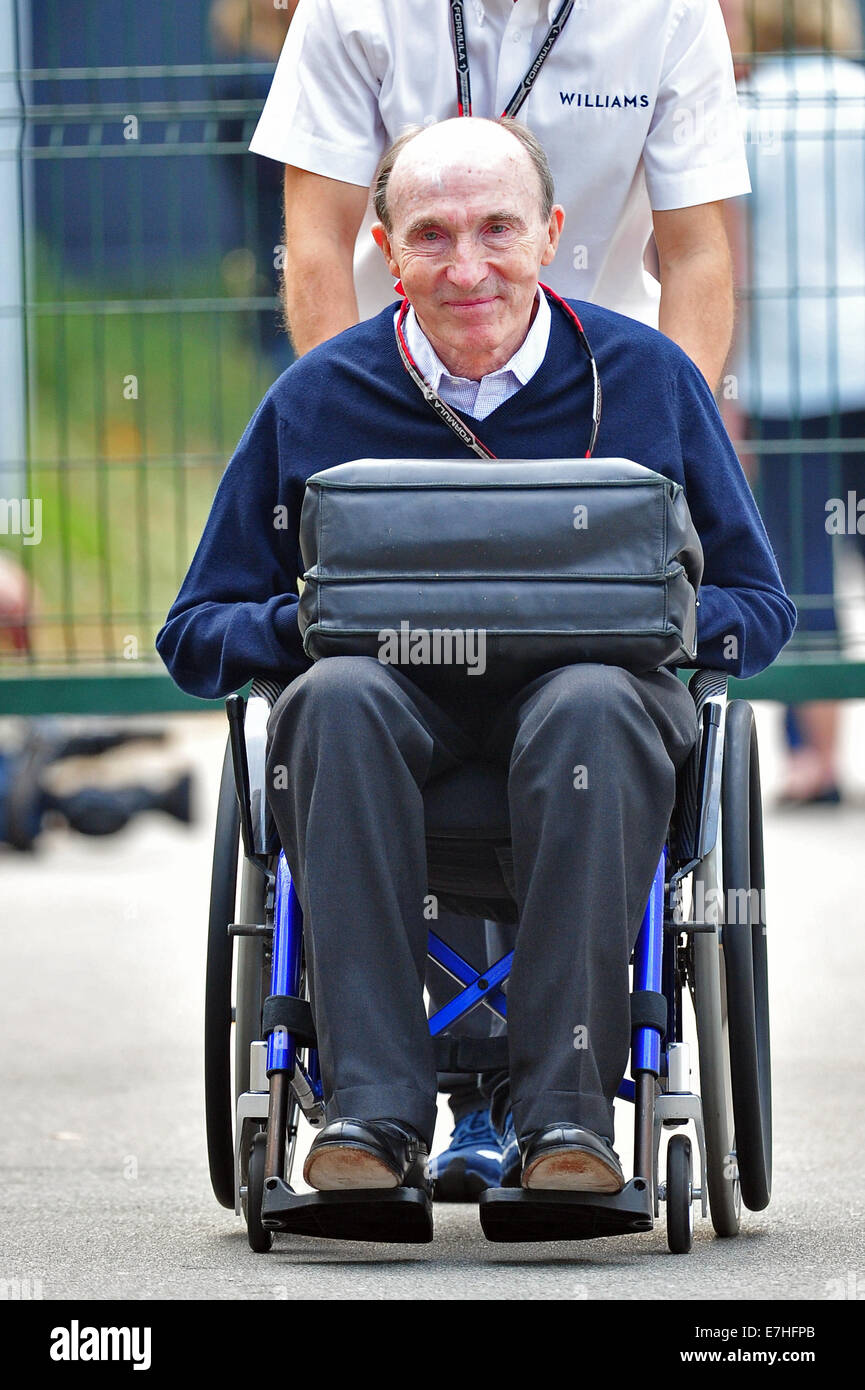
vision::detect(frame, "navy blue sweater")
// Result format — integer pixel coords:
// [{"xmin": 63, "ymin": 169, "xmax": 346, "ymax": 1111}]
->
[{"xmin": 157, "ymin": 300, "xmax": 796, "ymax": 698}]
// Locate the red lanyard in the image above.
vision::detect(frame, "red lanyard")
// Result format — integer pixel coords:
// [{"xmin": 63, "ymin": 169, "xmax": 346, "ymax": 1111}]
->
[
  {"xmin": 395, "ymin": 283, "xmax": 602, "ymax": 460},
  {"xmin": 450, "ymin": 0, "xmax": 575, "ymax": 119}
]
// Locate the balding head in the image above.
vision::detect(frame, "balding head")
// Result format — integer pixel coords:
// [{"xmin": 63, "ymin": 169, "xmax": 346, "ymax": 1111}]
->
[{"xmin": 374, "ymin": 117, "xmax": 555, "ymax": 234}]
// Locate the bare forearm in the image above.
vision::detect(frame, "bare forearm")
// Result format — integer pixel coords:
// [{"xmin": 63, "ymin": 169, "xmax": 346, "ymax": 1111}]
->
[
  {"xmin": 657, "ymin": 249, "xmax": 734, "ymax": 394},
  {"xmin": 282, "ymin": 166, "xmax": 369, "ymax": 355},
  {"xmin": 282, "ymin": 243, "xmax": 360, "ymax": 355}
]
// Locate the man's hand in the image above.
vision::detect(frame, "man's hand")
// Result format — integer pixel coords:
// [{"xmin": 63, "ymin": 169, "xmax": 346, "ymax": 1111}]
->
[
  {"xmin": 282, "ymin": 166, "xmax": 369, "ymax": 355},
  {"xmin": 653, "ymin": 201, "xmax": 734, "ymax": 394}
]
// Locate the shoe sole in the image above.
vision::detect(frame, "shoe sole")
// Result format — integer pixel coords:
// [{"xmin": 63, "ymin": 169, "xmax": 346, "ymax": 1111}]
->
[
  {"xmin": 304, "ymin": 1144, "xmax": 400, "ymax": 1192},
  {"xmin": 522, "ymin": 1147, "xmax": 624, "ymax": 1194}
]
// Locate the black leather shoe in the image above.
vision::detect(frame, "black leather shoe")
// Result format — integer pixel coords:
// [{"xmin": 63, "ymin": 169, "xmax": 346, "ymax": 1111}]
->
[
  {"xmin": 303, "ymin": 1118, "xmax": 430, "ymax": 1193},
  {"xmin": 520, "ymin": 1124, "xmax": 625, "ymax": 1193}
]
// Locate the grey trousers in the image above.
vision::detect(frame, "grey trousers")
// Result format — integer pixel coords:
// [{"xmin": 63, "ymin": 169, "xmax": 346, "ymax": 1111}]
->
[{"xmin": 265, "ymin": 657, "xmax": 697, "ymax": 1150}]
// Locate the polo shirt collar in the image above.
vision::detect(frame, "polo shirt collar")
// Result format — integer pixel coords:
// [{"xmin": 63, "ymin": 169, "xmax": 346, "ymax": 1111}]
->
[{"xmin": 402, "ymin": 286, "xmax": 551, "ymax": 392}]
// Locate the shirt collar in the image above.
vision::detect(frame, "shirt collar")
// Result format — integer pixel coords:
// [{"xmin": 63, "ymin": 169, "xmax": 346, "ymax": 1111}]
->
[{"xmin": 401, "ymin": 286, "xmax": 551, "ymax": 392}]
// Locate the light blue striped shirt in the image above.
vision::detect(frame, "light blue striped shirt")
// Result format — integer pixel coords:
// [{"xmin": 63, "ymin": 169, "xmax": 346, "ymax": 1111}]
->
[{"xmin": 397, "ymin": 288, "xmax": 552, "ymax": 421}]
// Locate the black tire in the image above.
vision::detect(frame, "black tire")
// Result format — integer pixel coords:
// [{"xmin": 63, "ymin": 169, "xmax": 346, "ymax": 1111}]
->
[
  {"xmin": 246, "ymin": 1131, "xmax": 273, "ymax": 1254},
  {"xmin": 666, "ymin": 1134, "xmax": 694, "ymax": 1254},
  {"xmin": 722, "ymin": 700, "xmax": 772, "ymax": 1212},
  {"xmin": 204, "ymin": 737, "xmax": 240, "ymax": 1209}
]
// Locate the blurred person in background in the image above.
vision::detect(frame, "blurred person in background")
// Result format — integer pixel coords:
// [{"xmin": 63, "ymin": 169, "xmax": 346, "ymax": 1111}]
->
[
  {"xmin": 210, "ymin": 0, "xmax": 299, "ymax": 364},
  {"xmin": 723, "ymin": 0, "xmax": 865, "ymax": 804},
  {"xmin": 246, "ymin": 0, "xmax": 752, "ymax": 1198},
  {"xmin": 0, "ymin": 551, "xmax": 32, "ymax": 655}
]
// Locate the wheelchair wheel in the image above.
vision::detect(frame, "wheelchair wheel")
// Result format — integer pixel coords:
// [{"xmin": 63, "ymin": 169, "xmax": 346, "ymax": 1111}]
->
[
  {"xmin": 691, "ymin": 841, "xmax": 741, "ymax": 1237},
  {"xmin": 722, "ymin": 700, "xmax": 772, "ymax": 1212},
  {"xmin": 205, "ymin": 736, "xmax": 240, "ymax": 1209},
  {"xmin": 246, "ymin": 1131, "xmax": 273, "ymax": 1253},
  {"xmin": 665, "ymin": 1134, "xmax": 693, "ymax": 1254}
]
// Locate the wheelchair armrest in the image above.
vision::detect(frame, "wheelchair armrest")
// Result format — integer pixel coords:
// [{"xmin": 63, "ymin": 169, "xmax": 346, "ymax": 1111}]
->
[
  {"xmin": 248, "ymin": 679, "xmax": 287, "ymax": 854},
  {"xmin": 674, "ymin": 671, "xmax": 729, "ymax": 867},
  {"xmin": 687, "ymin": 668, "xmax": 728, "ymax": 711},
  {"xmin": 227, "ymin": 678, "xmax": 288, "ymax": 860},
  {"xmin": 249, "ymin": 677, "xmax": 288, "ymax": 708},
  {"xmin": 243, "ymin": 694, "xmax": 271, "ymax": 856}
]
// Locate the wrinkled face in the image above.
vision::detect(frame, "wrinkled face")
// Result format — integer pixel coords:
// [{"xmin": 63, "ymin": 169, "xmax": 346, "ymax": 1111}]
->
[{"xmin": 372, "ymin": 124, "xmax": 564, "ymax": 376}]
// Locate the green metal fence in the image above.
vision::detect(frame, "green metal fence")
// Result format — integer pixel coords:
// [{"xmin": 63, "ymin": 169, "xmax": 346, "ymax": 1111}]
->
[{"xmin": 1, "ymin": 0, "xmax": 864, "ymax": 713}]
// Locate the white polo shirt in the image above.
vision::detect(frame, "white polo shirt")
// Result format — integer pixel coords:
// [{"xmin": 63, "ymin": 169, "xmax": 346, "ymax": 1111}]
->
[{"xmin": 250, "ymin": 0, "xmax": 750, "ymax": 328}]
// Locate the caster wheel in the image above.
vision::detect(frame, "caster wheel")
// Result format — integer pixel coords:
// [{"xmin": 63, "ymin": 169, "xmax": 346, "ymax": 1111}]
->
[
  {"xmin": 247, "ymin": 1131, "xmax": 273, "ymax": 1253},
  {"xmin": 666, "ymin": 1134, "xmax": 693, "ymax": 1254}
]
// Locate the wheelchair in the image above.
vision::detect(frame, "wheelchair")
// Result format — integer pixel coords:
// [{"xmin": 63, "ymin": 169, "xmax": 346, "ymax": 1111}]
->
[{"xmin": 204, "ymin": 667, "xmax": 771, "ymax": 1253}]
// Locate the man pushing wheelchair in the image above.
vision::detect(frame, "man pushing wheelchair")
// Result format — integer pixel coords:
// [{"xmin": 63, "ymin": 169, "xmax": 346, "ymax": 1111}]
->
[{"xmin": 158, "ymin": 118, "xmax": 794, "ymax": 1213}]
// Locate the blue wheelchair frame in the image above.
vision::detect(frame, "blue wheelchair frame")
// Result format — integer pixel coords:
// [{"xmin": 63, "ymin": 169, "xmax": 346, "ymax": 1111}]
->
[{"xmin": 259, "ymin": 842, "xmax": 670, "ymax": 1240}]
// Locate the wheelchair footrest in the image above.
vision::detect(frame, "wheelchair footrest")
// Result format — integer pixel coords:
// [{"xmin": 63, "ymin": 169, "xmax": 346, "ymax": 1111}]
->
[
  {"xmin": 478, "ymin": 1179, "xmax": 653, "ymax": 1243},
  {"xmin": 260, "ymin": 1179, "xmax": 433, "ymax": 1244}
]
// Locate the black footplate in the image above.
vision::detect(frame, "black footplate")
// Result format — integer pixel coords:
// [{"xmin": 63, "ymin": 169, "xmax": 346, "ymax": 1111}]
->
[
  {"xmin": 261, "ymin": 1179, "xmax": 433, "ymax": 1244},
  {"xmin": 478, "ymin": 1179, "xmax": 653, "ymax": 1243}
]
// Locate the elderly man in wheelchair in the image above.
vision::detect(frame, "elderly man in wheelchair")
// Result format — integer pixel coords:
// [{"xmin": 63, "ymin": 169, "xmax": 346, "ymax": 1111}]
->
[{"xmin": 158, "ymin": 117, "xmax": 794, "ymax": 1248}]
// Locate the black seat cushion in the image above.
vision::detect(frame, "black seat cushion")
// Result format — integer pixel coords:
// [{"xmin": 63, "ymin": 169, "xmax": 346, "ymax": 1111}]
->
[
  {"xmin": 423, "ymin": 761, "xmax": 510, "ymax": 839},
  {"xmin": 423, "ymin": 762, "xmax": 517, "ymax": 923}
]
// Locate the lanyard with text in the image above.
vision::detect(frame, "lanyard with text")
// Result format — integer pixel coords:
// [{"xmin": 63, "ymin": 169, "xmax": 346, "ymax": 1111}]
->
[
  {"xmin": 395, "ymin": 283, "xmax": 602, "ymax": 460},
  {"xmin": 449, "ymin": 0, "xmax": 576, "ymax": 119}
]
